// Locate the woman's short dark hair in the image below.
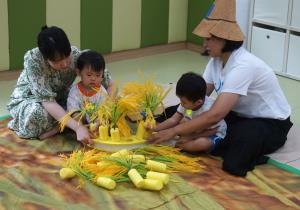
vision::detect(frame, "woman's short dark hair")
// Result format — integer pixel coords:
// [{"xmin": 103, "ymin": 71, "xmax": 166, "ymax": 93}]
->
[
  {"xmin": 176, "ymin": 72, "xmax": 207, "ymax": 102},
  {"xmin": 222, "ymin": 40, "xmax": 244, "ymax": 53},
  {"xmin": 37, "ymin": 26, "xmax": 71, "ymax": 61},
  {"xmin": 77, "ymin": 51, "xmax": 105, "ymax": 73}
]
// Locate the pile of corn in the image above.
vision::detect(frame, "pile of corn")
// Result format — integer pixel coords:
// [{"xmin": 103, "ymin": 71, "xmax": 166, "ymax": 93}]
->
[
  {"xmin": 122, "ymin": 78, "xmax": 171, "ymax": 124},
  {"xmin": 59, "ymin": 145, "xmax": 205, "ymax": 191}
]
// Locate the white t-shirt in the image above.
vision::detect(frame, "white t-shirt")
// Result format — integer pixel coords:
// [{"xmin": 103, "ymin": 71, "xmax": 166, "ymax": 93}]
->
[
  {"xmin": 177, "ymin": 96, "xmax": 227, "ymax": 139},
  {"xmin": 67, "ymin": 83, "xmax": 107, "ymax": 122},
  {"xmin": 203, "ymin": 47, "xmax": 291, "ymax": 119}
]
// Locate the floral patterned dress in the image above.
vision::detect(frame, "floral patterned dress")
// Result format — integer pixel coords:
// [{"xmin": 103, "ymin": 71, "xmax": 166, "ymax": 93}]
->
[{"xmin": 7, "ymin": 47, "xmax": 111, "ymax": 138}]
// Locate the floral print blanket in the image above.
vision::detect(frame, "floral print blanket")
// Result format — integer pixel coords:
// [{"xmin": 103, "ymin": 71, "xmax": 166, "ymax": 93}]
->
[{"xmin": 0, "ymin": 117, "xmax": 299, "ymax": 210}]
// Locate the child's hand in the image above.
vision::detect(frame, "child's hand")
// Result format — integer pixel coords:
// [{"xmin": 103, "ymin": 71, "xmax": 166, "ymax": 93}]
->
[
  {"xmin": 147, "ymin": 128, "xmax": 177, "ymax": 144},
  {"xmin": 145, "ymin": 122, "xmax": 157, "ymax": 132}
]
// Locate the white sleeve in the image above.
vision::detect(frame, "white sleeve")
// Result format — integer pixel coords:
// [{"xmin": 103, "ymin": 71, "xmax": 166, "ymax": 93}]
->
[
  {"xmin": 221, "ymin": 66, "xmax": 254, "ymax": 96},
  {"xmin": 67, "ymin": 86, "xmax": 82, "ymax": 112},
  {"xmin": 177, "ymin": 104, "xmax": 185, "ymax": 115},
  {"xmin": 203, "ymin": 59, "xmax": 214, "ymax": 84}
]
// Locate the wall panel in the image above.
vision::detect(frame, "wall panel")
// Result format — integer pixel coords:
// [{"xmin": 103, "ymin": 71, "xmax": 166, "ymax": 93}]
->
[
  {"xmin": 112, "ymin": 0, "xmax": 141, "ymax": 51},
  {"xmin": 81, "ymin": 0, "xmax": 112, "ymax": 54},
  {"xmin": 0, "ymin": 0, "xmax": 9, "ymax": 70},
  {"xmin": 8, "ymin": 0, "xmax": 46, "ymax": 69},
  {"xmin": 141, "ymin": 0, "xmax": 169, "ymax": 47},
  {"xmin": 168, "ymin": 0, "xmax": 188, "ymax": 43},
  {"xmin": 46, "ymin": 0, "xmax": 81, "ymax": 48},
  {"xmin": 187, "ymin": 0, "xmax": 212, "ymax": 45}
]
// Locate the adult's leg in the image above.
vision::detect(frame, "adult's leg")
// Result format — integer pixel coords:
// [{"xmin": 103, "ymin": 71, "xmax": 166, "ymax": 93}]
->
[
  {"xmin": 39, "ymin": 125, "xmax": 60, "ymax": 139},
  {"xmin": 210, "ymin": 112, "xmax": 243, "ymax": 158},
  {"xmin": 261, "ymin": 117, "xmax": 293, "ymax": 154},
  {"xmin": 221, "ymin": 117, "xmax": 292, "ymax": 177},
  {"xmin": 8, "ymin": 101, "xmax": 57, "ymax": 139}
]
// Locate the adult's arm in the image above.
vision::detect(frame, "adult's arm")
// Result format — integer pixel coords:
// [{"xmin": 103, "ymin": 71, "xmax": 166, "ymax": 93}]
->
[
  {"xmin": 42, "ymin": 101, "xmax": 92, "ymax": 144},
  {"xmin": 149, "ymin": 92, "xmax": 240, "ymax": 143}
]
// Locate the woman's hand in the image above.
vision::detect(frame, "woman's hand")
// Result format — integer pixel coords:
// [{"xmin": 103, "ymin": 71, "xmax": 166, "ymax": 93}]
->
[
  {"xmin": 147, "ymin": 128, "xmax": 177, "ymax": 144},
  {"xmin": 42, "ymin": 101, "xmax": 94, "ymax": 145},
  {"xmin": 75, "ymin": 125, "xmax": 93, "ymax": 145}
]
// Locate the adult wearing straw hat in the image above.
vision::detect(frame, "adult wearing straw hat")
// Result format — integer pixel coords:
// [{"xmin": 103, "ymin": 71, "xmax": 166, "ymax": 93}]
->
[{"xmin": 149, "ymin": 0, "xmax": 293, "ymax": 176}]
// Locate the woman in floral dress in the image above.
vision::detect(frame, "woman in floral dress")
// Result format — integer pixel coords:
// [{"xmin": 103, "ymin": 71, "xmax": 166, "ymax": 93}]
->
[{"xmin": 7, "ymin": 26, "xmax": 113, "ymax": 144}]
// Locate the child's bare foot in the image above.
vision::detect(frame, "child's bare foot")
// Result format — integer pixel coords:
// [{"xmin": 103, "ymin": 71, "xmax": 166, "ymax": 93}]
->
[
  {"xmin": 39, "ymin": 126, "xmax": 60, "ymax": 140},
  {"xmin": 176, "ymin": 138, "xmax": 213, "ymax": 152}
]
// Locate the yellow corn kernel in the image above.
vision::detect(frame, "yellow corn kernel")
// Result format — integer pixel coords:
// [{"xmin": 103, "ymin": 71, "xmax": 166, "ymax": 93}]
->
[
  {"xmin": 145, "ymin": 118, "xmax": 156, "ymax": 128},
  {"xmin": 97, "ymin": 161, "xmax": 110, "ymax": 168},
  {"xmin": 136, "ymin": 121, "xmax": 145, "ymax": 139},
  {"xmin": 127, "ymin": 154, "xmax": 146, "ymax": 163},
  {"xmin": 89, "ymin": 122, "xmax": 97, "ymax": 132},
  {"xmin": 96, "ymin": 177, "xmax": 116, "ymax": 190},
  {"xmin": 146, "ymin": 160, "xmax": 167, "ymax": 173},
  {"xmin": 111, "ymin": 149, "xmax": 130, "ymax": 158},
  {"xmin": 59, "ymin": 168, "xmax": 76, "ymax": 179},
  {"xmin": 111, "ymin": 128, "xmax": 120, "ymax": 141},
  {"xmin": 141, "ymin": 179, "xmax": 163, "ymax": 191},
  {"xmin": 99, "ymin": 125, "xmax": 108, "ymax": 141},
  {"xmin": 146, "ymin": 171, "xmax": 169, "ymax": 185},
  {"xmin": 150, "ymin": 119, "xmax": 156, "ymax": 128},
  {"xmin": 128, "ymin": 169, "xmax": 144, "ymax": 188}
]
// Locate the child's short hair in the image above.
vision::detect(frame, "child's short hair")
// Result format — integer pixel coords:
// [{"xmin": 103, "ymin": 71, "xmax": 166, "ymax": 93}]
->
[
  {"xmin": 77, "ymin": 50, "xmax": 105, "ymax": 73},
  {"xmin": 176, "ymin": 72, "xmax": 207, "ymax": 102}
]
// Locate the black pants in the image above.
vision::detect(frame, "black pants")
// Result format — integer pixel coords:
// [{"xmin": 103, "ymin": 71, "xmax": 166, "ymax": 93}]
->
[
  {"xmin": 155, "ymin": 105, "xmax": 179, "ymax": 123},
  {"xmin": 211, "ymin": 112, "xmax": 293, "ymax": 177}
]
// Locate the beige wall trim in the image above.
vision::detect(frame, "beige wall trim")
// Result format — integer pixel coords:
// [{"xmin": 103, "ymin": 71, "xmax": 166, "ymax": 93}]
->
[
  {"xmin": 0, "ymin": 42, "xmax": 203, "ymax": 81},
  {"xmin": 186, "ymin": 42, "xmax": 204, "ymax": 53},
  {"xmin": 104, "ymin": 42, "xmax": 187, "ymax": 63},
  {"xmin": 0, "ymin": 70, "xmax": 22, "ymax": 81}
]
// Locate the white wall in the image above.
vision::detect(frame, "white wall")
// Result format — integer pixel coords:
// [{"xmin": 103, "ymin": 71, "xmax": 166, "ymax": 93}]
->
[{"xmin": 236, "ymin": 0, "xmax": 251, "ymax": 46}]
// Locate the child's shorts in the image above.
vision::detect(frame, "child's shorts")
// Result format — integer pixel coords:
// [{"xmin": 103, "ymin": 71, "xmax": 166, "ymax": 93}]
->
[{"xmin": 208, "ymin": 135, "xmax": 222, "ymax": 150}]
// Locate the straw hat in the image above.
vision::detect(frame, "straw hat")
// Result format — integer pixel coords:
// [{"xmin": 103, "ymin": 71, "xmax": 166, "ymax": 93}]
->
[{"xmin": 193, "ymin": 0, "xmax": 244, "ymax": 41}]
